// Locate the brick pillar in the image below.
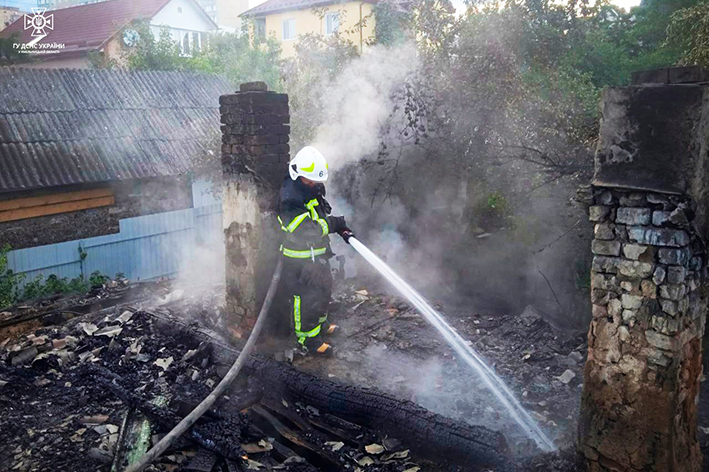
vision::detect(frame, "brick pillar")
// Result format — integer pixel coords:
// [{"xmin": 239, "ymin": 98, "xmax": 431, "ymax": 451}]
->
[
  {"xmin": 579, "ymin": 67, "xmax": 709, "ymax": 472},
  {"xmin": 220, "ymin": 82, "xmax": 290, "ymax": 340}
]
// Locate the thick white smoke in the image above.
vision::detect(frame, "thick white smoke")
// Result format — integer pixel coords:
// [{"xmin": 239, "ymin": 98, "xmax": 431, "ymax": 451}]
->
[{"xmin": 312, "ymin": 44, "xmax": 419, "ymax": 169}]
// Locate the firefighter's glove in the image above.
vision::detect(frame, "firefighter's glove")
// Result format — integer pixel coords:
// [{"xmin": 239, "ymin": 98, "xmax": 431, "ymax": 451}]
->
[
  {"xmin": 327, "ymin": 215, "xmax": 348, "ymax": 234},
  {"xmin": 327, "ymin": 216, "xmax": 354, "ymax": 244},
  {"xmin": 319, "ymin": 197, "xmax": 332, "ymax": 215}
]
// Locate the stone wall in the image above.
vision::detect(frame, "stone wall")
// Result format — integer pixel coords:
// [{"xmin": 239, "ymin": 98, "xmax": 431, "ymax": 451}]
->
[
  {"xmin": 579, "ymin": 67, "xmax": 709, "ymax": 472},
  {"xmin": 0, "ymin": 177, "xmax": 192, "ymax": 250},
  {"xmin": 580, "ymin": 187, "xmax": 706, "ymax": 471},
  {"xmin": 220, "ymin": 82, "xmax": 289, "ymax": 340}
]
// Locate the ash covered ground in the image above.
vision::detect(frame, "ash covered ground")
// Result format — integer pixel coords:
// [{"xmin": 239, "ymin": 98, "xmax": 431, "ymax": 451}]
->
[
  {"xmin": 293, "ymin": 278, "xmax": 587, "ymax": 455},
  {"xmin": 9, "ymin": 272, "xmax": 702, "ymax": 471}
]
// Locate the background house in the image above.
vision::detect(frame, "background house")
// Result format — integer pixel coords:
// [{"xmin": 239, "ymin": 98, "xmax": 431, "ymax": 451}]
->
[
  {"xmin": 0, "ymin": 68, "xmax": 229, "ymax": 283},
  {"xmin": 195, "ymin": 0, "xmax": 249, "ymax": 31},
  {"xmin": 28, "ymin": 0, "xmax": 252, "ymax": 32},
  {"xmin": 0, "ymin": 0, "xmax": 217, "ymax": 68},
  {"xmin": 241, "ymin": 0, "xmax": 376, "ymax": 58},
  {"xmin": 0, "ymin": 6, "xmax": 21, "ymax": 32}
]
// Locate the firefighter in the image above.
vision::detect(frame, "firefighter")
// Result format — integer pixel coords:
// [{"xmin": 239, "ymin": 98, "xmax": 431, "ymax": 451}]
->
[{"xmin": 278, "ymin": 146, "xmax": 353, "ymax": 356}]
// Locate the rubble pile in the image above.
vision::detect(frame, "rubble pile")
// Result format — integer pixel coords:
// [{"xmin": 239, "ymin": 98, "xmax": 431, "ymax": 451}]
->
[
  {"xmin": 0, "ymin": 277, "xmax": 161, "ymax": 344},
  {"xmin": 0, "ymin": 303, "xmax": 471, "ymax": 472}
]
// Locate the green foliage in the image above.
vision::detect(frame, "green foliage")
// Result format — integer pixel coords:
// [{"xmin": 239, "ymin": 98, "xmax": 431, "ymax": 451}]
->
[
  {"xmin": 0, "ymin": 244, "xmax": 24, "ymax": 309},
  {"xmin": 123, "ymin": 23, "xmax": 186, "ymax": 71},
  {"xmin": 283, "ymin": 33, "xmax": 360, "ymax": 149},
  {"xmin": 90, "ymin": 20, "xmax": 283, "ymax": 91},
  {"xmin": 21, "ymin": 273, "xmax": 91, "ymax": 300},
  {"xmin": 0, "ymin": 34, "xmax": 29, "ymax": 66},
  {"xmin": 19, "ymin": 270, "xmax": 110, "ymax": 300},
  {"xmin": 21, "ymin": 276, "xmax": 45, "ymax": 301},
  {"xmin": 574, "ymin": 257, "xmax": 592, "ymax": 289},
  {"xmin": 89, "ymin": 270, "xmax": 109, "ymax": 287},
  {"xmin": 486, "ymin": 192, "xmax": 509, "ymax": 213},
  {"xmin": 372, "ymin": 0, "xmax": 414, "ymax": 46},
  {"xmin": 191, "ymin": 29, "xmax": 283, "ymax": 90},
  {"xmin": 667, "ymin": 1, "xmax": 709, "ymax": 66}
]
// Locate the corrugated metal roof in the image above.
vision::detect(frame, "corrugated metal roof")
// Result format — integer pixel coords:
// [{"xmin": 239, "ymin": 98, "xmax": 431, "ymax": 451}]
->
[{"xmin": 0, "ymin": 68, "xmax": 231, "ymax": 193}]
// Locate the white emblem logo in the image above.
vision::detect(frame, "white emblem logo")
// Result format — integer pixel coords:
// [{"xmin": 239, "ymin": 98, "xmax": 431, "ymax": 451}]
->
[{"xmin": 23, "ymin": 8, "xmax": 54, "ymax": 46}]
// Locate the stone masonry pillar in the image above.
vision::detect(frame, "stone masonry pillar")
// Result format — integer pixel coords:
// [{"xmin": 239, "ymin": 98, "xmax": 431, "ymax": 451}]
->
[
  {"xmin": 579, "ymin": 67, "xmax": 709, "ymax": 472},
  {"xmin": 220, "ymin": 82, "xmax": 290, "ymax": 341}
]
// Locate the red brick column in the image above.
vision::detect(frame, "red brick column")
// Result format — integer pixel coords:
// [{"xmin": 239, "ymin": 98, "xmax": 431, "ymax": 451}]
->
[{"xmin": 220, "ymin": 82, "xmax": 289, "ymax": 340}]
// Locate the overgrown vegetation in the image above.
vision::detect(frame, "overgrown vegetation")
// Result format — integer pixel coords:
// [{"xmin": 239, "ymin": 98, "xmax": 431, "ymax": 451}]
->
[
  {"xmin": 89, "ymin": 20, "xmax": 283, "ymax": 91},
  {"xmin": 0, "ymin": 244, "xmax": 111, "ymax": 308},
  {"xmin": 0, "ymin": 244, "xmax": 24, "ymax": 309},
  {"xmin": 667, "ymin": 0, "xmax": 709, "ymax": 66}
]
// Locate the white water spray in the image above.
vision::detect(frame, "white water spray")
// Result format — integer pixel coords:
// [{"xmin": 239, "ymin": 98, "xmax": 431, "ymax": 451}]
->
[{"xmin": 349, "ymin": 237, "xmax": 556, "ymax": 452}]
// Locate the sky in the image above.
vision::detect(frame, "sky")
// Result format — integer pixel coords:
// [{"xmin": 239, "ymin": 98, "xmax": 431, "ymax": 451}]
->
[{"xmin": 2, "ymin": 0, "xmax": 37, "ymax": 12}]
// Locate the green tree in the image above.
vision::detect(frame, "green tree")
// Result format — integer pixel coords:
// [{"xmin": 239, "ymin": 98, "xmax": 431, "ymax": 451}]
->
[
  {"xmin": 191, "ymin": 29, "xmax": 283, "ymax": 90},
  {"xmin": 372, "ymin": 0, "xmax": 414, "ymax": 45},
  {"xmin": 0, "ymin": 34, "xmax": 28, "ymax": 66},
  {"xmin": 667, "ymin": 1, "xmax": 709, "ymax": 66},
  {"xmin": 283, "ymin": 32, "xmax": 360, "ymax": 149},
  {"xmin": 90, "ymin": 20, "xmax": 283, "ymax": 91}
]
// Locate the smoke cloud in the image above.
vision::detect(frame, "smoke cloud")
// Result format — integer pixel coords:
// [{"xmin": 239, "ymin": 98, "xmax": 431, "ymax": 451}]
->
[{"xmin": 311, "ymin": 44, "xmax": 420, "ymax": 169}]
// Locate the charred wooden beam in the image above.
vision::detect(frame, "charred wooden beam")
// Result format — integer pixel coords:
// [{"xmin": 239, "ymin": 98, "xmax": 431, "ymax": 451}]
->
[
  {"xmin": 250, "ymin": 405, "xmax": 342, "ymax": 468},
  {"xmin": 248, "ymin": 357, "xmax": 510, "ymax": 468},
  {"xmin": 145, "ymin": 310, "xmax": 512, "ymax": 469}
]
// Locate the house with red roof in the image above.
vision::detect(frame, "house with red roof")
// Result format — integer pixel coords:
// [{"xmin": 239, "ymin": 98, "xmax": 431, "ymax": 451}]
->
[{"xmin": 0, "ymin": 0, "xmax": 217, "ymax": 68}]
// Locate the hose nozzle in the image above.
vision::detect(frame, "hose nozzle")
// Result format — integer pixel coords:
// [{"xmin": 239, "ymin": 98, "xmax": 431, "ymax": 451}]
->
[{"xmin": 340, "ymin": 230, "xmax": 355, "ymax": 244}]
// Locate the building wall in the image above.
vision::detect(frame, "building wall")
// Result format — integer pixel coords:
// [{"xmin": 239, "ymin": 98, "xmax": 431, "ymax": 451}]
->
[
  {"xmin": 152, "ymin": 0, "xmax": 216, "ymax": 31},
  {"xmin": 149, "ymin": 0, "xmax": 216, "ymax": 56},
  {"xmin": 0, "ymin": 177, "xmax": 193, "ymax": 250},
  {"xmin": 257, "ymin": 2, "xmax": 375, "ymax": 58},
  {"xmin": 196, "ymin": 0, "xmax": 250, "ymax": 30},
  {"xmin": 7, "ymin": 203, "xmax": 224, "ymax": 287},
  {"xmin": 579, "ymin": 68, "xmax": 709, "ymax": 472},
  {"xmin": 214, "ymin": 0, "xmax": 249, "ymax": 29},
  {"xmin": 0, "ymin": 7, "xmax": 21, "ymax": 31}
]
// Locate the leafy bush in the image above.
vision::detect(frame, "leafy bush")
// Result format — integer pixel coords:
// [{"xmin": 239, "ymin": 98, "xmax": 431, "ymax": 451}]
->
[
  {"xmin": 89, "ymin": 271, "xmax": 109, "ymax": 287},
  {"xmin": 0, "ymin": 244, "xmax": 24, "ymax": 309},
  {"xmin": 21, "ymin": 273, "xmax": 91, "ymax": 300}
]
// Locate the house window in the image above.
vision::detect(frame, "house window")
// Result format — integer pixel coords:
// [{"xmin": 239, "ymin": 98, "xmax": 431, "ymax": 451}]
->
[
  {"xmin": 255, "ymin": 18, "xmax": 266, "ymax": 42},
  {"xmin": 282, "ymin": 18, "xmax": 295, "ymax": 41},
  {"xmin": 182, "ymin": 32, "xmax": 190, "ymax": 55},
  {"xmin": 192, "ymin": 32, "xmax": 201, "ymax": 52},
  {"xmin": 325, "ymin": 12, "xmax": 339, "ymax": 35}
]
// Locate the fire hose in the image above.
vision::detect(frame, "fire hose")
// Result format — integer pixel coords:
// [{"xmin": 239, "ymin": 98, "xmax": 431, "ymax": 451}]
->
[{"xmin": 125, "ymin": 257, "xmax": 283, "ymax": 472}]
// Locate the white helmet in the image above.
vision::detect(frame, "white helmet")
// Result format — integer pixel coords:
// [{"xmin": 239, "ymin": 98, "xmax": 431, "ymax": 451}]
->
[{"xmin": 289, "ymin": 146, "xmax": 329, "ymax": 182}]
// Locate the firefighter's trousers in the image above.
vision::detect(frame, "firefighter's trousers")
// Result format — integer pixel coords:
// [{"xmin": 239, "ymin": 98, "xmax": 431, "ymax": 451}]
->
[{"xmin": 281, "ymin": 256, "xmax": 333, "ymax": 349}]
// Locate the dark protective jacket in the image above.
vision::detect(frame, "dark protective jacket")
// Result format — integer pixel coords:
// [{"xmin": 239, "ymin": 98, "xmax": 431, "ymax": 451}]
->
[{"xmin": 278, "ymin": 177, "xmax": 335, "ymax": 260}]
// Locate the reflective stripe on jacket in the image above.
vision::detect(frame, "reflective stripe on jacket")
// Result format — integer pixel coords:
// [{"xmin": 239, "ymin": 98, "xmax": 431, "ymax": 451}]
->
[{"xmin": 278, "ymin": 177, "xmax": 332, "ymax": 259}]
